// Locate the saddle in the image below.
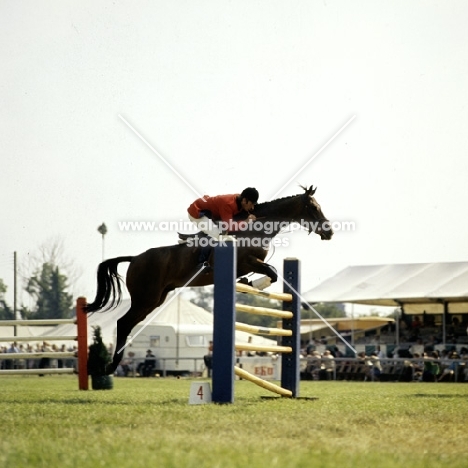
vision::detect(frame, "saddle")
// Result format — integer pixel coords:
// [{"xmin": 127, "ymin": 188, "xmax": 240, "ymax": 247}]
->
[
  {"xmin": 178, "ymin": 231, "xmax": 208, "ymax": 241},
  {"xmin": 177, "ymin": 231, "xmax": 214, "ymax": 267}
]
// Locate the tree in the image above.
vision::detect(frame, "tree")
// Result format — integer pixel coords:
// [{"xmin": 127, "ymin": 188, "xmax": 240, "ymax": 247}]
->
[
  {"xmin": 0, "ymin": 278, "xmax": 14, "ymax": 320},
  {"xmin": 19, "ymin": 237, "xmax": 80, "ymax": 319},
  {"xmin": 236, "ymin": 293, "xmax": 282, "ymax": 328},
  {"xmin": 88, "ymin": 326, "xmax": 113, "ymax": 390},
  {"xmin": 302, "ymin": 302, "xmax": 347, "ymax": 319},
  {"xmin": 189, "ymin": 285, "xmax": 282, "ymax": 328},
  {"xmin": 25, "ymin": 263, "xmax": 73, "ymax": 319},
  {"xmin": 97, "ymin": 223, "xmax": 108, "ymax": 261},
  {"xmin": 189, "ymin": 285, "xmax": 347, "ymax": 328},
  {"xmin": 188, "ymin": 286, "xmax": 214, "ymax": 311},
  {"xmin": 21, "ymin": 237, "xmax": 82, "ymax": 287}
]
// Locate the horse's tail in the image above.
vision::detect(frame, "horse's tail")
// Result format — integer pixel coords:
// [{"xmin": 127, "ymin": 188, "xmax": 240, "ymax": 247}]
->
[{"xmin": 85, "ymin": 256, "xmax": 134, "ymax": 313}]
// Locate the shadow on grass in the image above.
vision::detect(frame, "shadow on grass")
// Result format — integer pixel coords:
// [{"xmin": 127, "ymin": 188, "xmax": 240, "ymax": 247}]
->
[
  {"xmin": 260, "ymin": 396, "xmax": 319, "ymax": 401},
  {"xmin": 410, "ymin": 393, "xmax": 468, "ymax": 398},
  {"xmin": 2, "ymin": 397, "xmax": 184, "ymax": 406}
]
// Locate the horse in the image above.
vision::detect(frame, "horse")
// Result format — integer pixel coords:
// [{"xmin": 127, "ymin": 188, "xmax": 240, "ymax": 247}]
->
[{"xmin": 85, "ymin": 185, "xmax": 333, "ymax": 374}]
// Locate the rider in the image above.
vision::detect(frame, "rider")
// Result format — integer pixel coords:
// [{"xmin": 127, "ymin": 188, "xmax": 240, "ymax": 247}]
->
[{"xmin": 186, "ymin": 187, "xmax": 259, "ymax": 271}]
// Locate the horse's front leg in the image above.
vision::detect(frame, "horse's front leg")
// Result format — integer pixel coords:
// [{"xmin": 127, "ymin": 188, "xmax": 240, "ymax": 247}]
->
[
  {"xmin": 260, "ymin": 262, "xmax": 278, "ymax": 283},
  {"xmin": 237, "ymin": 256, "xmax": 278, "ymax": 287}
]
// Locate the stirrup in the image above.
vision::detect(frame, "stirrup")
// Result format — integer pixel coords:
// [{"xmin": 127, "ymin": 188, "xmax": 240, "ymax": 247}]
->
[
  {"xmin": 197, "ymin": 262, "xmax": 212, "ymax": 274},
  {"xmin": 178, "ymin": 231, "xmax": 208, "ymax": 241}
]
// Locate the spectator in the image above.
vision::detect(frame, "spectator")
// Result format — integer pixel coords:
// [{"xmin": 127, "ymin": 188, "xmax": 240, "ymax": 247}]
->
[
  {"xmin": 142, "ymin": 349, "xmax": 156, "ymax": 377},
  {"xmin": 5, "ymin": 341, "xmax": 19, "ymax": 370},
  {"xmin": 203, "ymin": 341, "xmax": 213, "ymax": 377},
  {"xmin": 24, "ymin": 344, "xmax": 34, "ymax": 369},
  {"xmin": 366, "ymin": 352, "xmax": 383, "ymax": 381},
  {"xmin": 411, "ymin": 316, "xmax": 422, "ymax": 329},
  {"xmin": 376, "ymin": 345, "xmax": 386, "ymax": 360},
  {"xmin": 38, "ymin": 342, "xmax": 52, "ymax": 375},
  {"xmin": 305, "ymin": 350, "xmax": 321, "ymax": 380},
  {"xmin": 115, "ymin": 358, "xmax": 131, "ymax": 377},
  {"xmin": 0, "ymin": 346, "xmax": 5, "ymax": 370},
  {"xmin": 305, "ymin": 341, "xmax": 315, "ymax": 356},
  {"xmin": 411, "ymin": 353, "xmax": 423, "ymax": 380},
  {"xmin": 438, "ymin": 351, "xmax": 461, "ymax": 382},
  {"xmin": 462, "ymin": 355, "xmax": 468, "ymax": 382},
  {"xmin": 16, "ymin": 344, "xmax": 26, "ymax": 369},
  {"xmin": 318, "ymin": 350, "xmax": 335, "ymax": 380},
  {"xmin": 333, "ymin": 347, "xmax": 343, "ymax": 358},
  {"xmin": 400, "ymin": 360, "xmax": 414, "ymax": 382},
  {"xmin": 442, "ymin": 349, "xmax": 450, "ymax": 358},
  {"xmin": 245, "ymin": 336, "xmax": 256, "ymax": 357},
  {"xmin": 50, "ymin": 344, "xmax": 59, "ymax": 369},
  {"xmin": 422, "ymin": 351, "xmax": 440, "ymax": 382}
]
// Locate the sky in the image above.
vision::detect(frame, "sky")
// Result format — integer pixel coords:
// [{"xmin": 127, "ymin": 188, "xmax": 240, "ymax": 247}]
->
[{"xmin": 1, "ymin": 1, "xmax": 468, "ymax": 315}]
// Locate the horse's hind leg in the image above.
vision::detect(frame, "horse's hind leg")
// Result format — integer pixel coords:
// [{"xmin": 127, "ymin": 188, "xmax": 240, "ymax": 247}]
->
[
  {"xmin": 106, "ymin": 304, "xmax": 152, "ymax": 375},
  {"xmin": 106, "ymin": 285, "xmax": 175, "ymax": 375}
]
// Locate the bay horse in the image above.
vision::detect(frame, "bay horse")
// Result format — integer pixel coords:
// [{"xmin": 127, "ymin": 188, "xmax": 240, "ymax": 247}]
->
[{"xmin": 85, "ymin": 185, "xmax": 333, "ymax": 374}]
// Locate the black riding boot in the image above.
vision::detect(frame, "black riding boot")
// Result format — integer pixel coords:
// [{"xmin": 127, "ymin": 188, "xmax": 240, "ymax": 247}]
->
[{"xmin": 196, "ymin": 241, "xmax": 215, "ymax": 274}]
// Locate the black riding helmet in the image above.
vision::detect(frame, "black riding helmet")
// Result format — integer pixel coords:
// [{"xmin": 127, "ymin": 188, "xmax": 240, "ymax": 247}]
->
[{"xmin": 240, "ymin": 187, "xmax": 259, "ymax": 204}]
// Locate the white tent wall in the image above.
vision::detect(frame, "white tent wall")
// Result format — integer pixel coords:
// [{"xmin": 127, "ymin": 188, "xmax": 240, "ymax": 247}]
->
[{"xmin": 40, "ymin": 294, "xmax": 277, "ymax": 374}]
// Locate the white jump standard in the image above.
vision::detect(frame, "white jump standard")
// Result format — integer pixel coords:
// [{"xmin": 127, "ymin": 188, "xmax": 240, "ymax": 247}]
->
[{"xmin": 0, "ymin": 297, "xmax": 89, "ymax": 390}]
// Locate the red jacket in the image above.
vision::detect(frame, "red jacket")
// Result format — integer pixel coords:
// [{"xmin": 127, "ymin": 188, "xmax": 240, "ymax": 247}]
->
[{"xmin": 188, "ymin": 194, "xmax": 241, "ymax": 222}]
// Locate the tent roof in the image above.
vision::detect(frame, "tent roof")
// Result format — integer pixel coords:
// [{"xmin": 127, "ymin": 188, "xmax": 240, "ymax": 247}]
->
[
  {"xmin": 297, "ymin": 317, "xmax": 394, "ymax": 336},
  {"xmin": 303, "ymin": 262, "xmax": 468, "ymax": 314}
]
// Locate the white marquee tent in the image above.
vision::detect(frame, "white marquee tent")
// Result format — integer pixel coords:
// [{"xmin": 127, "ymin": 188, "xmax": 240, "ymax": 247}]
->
[
  {"xmin": 303, "ymin": 262, "xmax": 468, "ymax": 346},
  {"xmin": 41, "ymin": 293, "xmax": 276, "ymax": 347},
  {"xmin": 303, "ymin": 262, "xmax": 468, "ymax": 314}
]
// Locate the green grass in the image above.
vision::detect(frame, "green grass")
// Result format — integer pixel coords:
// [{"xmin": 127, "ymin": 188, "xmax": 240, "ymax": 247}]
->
[{"xmin": 1, "ymin": 376, "xmax": 468, "ymax": 468}]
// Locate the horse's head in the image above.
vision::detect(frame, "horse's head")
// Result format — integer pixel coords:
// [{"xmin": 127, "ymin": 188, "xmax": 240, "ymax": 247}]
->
[{"xmin": 299, "ymin": 185, "xmax": 333, "ymax": 240}]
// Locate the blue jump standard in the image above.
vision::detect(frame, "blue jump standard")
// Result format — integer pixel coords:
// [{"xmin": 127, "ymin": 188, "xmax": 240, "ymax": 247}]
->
[{"xmin": 211, "ymin": 238, "xmax": 301, "ymax": 404}]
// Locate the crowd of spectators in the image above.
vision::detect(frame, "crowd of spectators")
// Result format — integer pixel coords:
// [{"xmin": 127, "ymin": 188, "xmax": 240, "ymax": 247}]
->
[
  {"xmin": 115, "ymin": 349, "xmax": 158, "ymax": 377},
  {"xmin": 301, "ymin": 341, "xmax": 468, "ymax": 382},
  {"xmin": 0, "ymin": 341, "xmax": 77, "ymax": 370},
  {"xmin": 299, "ymin": 313, "xmax": 468, "ymax": 382}
]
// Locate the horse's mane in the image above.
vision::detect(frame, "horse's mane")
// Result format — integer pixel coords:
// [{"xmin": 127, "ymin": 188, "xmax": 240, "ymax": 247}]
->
[
  {"xmin": 253, "ymin": 187, "xmax": 306, "ymax": 213},
  {"xmin": 255, "ymin": 193, "xmax": 300, "ymax": 209},
  {"xmin": 229, "ymin": 186, "xmax": 311, "ymax": 222}
]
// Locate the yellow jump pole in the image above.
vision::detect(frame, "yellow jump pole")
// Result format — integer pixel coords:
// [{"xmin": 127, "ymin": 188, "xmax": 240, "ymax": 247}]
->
[
  {"xmin": 235, "ymin": 322, "xmax": 292, "ymax": 337},
  {"xmin": 235, "ymin": 343, "xmax": 292, "ymax": 354},
  {"xmin": 234, "ymin": 366, "xmax": 292, "ymax": 397},
  {"xmin": 235, "ymin": 304, "xmax": 293, "ymax": 319},
  {"xmin": 235, "ymin": 283, "xmax": 293, "ymax": 302}
]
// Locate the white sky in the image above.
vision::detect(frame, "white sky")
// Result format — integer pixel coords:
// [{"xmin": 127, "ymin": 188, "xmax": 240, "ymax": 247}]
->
[{"xmin": 1, "ymin": 1, "xmax": 468, "ymax": 315}]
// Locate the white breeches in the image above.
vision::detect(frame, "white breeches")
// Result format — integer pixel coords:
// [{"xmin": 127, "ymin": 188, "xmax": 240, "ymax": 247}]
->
[{"xmin": 189, "ymin": 214, "xmax": 221, "ymax": 239}]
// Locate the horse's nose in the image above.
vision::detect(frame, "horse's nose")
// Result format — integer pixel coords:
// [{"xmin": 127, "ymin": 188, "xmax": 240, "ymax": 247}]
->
[
  {"xmin": 320, "ymin": 227, "xmax": 333, "ymax": 240},
  {"xmin": 324, "ymin": 229, "xmax": 333, "ymax": 240}
]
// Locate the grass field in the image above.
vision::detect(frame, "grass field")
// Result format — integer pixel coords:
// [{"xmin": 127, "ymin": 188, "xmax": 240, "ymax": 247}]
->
[{"xmin": 1, "ymin": 376, "xmax": 467, "ymax": 468}]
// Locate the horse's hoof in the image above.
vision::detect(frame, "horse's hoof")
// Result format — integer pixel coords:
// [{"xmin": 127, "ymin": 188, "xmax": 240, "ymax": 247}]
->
[
  {"xmin": 105, "ymin": 364, "xmax": 116, "ymax": 375},
  {"xmin": 237, "ymin": 278, "xmax": 250, "ymax": 285}
]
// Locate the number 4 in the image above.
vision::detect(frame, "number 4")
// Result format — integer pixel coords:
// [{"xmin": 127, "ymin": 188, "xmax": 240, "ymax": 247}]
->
[{"xmin": 197, "ymin": 385, "xmax": 204, "ymax": 399}]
